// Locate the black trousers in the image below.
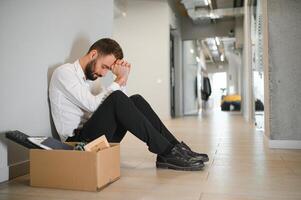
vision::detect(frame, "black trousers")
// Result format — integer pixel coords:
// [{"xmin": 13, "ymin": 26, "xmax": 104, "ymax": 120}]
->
[{"xmin": 67, "ymin": 90, "xmax": 179, "ymax": 154}]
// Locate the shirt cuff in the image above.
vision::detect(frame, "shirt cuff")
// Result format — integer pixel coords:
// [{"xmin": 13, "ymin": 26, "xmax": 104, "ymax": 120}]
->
[{"xmin": 108, "ymin": 82, "xmax": 121, "ymax": 91}]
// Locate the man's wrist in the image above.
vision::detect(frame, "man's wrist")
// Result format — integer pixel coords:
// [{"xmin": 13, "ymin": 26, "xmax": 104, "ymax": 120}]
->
[
  {"xmin": 109, "ymin": 81, "xmax": 121, "ymax": 92},
  {"xmin": 114, "ymin": 77, "xmax": 125, "ymax": 86}
]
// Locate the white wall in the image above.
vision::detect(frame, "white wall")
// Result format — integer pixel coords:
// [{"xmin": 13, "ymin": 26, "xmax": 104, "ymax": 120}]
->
[
  {"xmin": 267, "ymin": 0, "xmax": 301, "ymax": 141},
  {"xmin": 183, "ymin": 41, "xmax": 199, "ymax": 115},
  {"xmin": 227, "ymin": 52, "xmax": 242, "ymax": 95},
  {"xmin": 235, "ymin": 17, "xmax": 244, "ymax": 49},
  {"xmin": 172, "ymin": 33, "xmax": 184, "ymax": 117},
  {"xmin": 0, "ymin": 0, "xmax": 114, "ymax": 182},
  {"xmin": 242, "ymin": 1, "xmax": 253, "ymax": 122},
  {"xmin": 113, "ymin": 0, "xmax": 171, "ymax": 118},
  {"xmin": 169, "ymin": 5, "xmax": 184, "ymax": 117}
]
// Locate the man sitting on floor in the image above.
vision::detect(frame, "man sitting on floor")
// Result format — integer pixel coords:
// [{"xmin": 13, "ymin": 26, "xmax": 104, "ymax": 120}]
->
[{"xmin": 49, "ymin": 38, "xmax": 209, "ymax": 171}]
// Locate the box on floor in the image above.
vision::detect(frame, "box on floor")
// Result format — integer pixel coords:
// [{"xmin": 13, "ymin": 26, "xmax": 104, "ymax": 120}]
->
[{"xmin": 30, "ymin": 142, "xmax": 120, "ymax": 191}]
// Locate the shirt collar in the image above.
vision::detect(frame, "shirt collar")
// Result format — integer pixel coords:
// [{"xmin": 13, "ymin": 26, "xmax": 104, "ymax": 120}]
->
[{"xmin": 74, "ymin": 59, "xmax": 87, "ymax": 82}]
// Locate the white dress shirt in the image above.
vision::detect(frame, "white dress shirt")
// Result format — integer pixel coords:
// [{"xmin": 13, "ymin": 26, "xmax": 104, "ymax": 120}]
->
[{"xmin": 49, "ymin": 60, "xmax": 126, "ymax": 141}]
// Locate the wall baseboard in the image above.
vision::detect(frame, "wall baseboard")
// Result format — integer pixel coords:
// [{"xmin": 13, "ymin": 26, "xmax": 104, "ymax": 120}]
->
[
  {"xmin": 9, "ymin": 160, "xmax": 29, "ymax": 180},
  {"xmin": 0, "ymin": 166, "xmax": 9, "ymax": 183},
  {"xmin": 0, "ymin": 160, "xmax": 30, "ymax": 183},
  {"xmin": 183, "ymin": 109, "xmax": 199, "ymax": 116},
  {"xmin": 263, "ymin": 133, "xmax": 301, "ymax": 149},
  {"xmin": 269, "ymin": 139, "xmax": 301, "ymax": 149}
]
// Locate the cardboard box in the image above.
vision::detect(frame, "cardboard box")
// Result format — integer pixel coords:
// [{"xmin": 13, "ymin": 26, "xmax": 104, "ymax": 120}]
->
[{"xmin": 30, "ymin": 143, "xmax": 120, "ymax": 191}]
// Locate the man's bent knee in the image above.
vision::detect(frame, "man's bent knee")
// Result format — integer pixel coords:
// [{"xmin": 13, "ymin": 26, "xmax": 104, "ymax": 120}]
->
[
  {"xmin": 130, "ymin": 94, "xmax": 148, "ymax": 105},
  {"xmin": 130, "ymin": 94, "xmax": 144, "ymax": 102},
  {"xmin": 106, "ymin": 90, "xmax": 128, "ymax": 102},
  {"xmin": 110, "ymin": 90, "xmax": 125, "ymax": 97},
  {"xmin": 130, "ymin": 94, "xmax": 143, "ymax": 100}
]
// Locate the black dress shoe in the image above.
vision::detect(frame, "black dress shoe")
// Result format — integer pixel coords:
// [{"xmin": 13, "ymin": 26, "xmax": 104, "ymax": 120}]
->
[
  {"xmin": 156, "ymin": 144, "xmax": 204, "ymax": 171},
  {"xmin": 180, "ymin": 142, "xmax": 209, "ymax": 162}
]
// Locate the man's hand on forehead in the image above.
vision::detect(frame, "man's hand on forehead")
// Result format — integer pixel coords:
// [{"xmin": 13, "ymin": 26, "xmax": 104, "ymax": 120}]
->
[
  {"xmin": 111, "ymin": 59, "xmax": 131, "ymax": 86},
  {"xmin": 115, "ymin": 59, "xmax": 131, "ymax": 68}
]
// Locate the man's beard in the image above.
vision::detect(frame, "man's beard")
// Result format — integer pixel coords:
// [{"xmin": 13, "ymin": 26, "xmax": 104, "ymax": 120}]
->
[{"xmin": 84, "ymin": 59, "xmax": 99, "ymax": 81}]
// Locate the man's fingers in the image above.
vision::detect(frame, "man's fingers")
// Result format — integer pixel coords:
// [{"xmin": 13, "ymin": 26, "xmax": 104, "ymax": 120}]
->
[
  {"xmin": 116, "ymin": 59, "xmax": 123, "ymax": 65},
  {"xmin": 116, "ymin": 59, "xmax": 124, "ymax": 65},
  {"xmin": 116, "ymin": 60, "xmax": 129, "ymax": 66},
  {"xmin": 110, "ymin": 64, "xmax": 116, "ymax": 71},
  {"xmin": 121, "ymin": 60, "xmax": 130, "ymax": 68},
  {"xmin": 121, "ymin": 60, "xmax": 127, "ymax": 66},
  {"xmin": 111, "ymin": 64, "xmax": 121, "ymax": 75},
  {"xmin": 123, "ymin": 61, "xmax": 128, "ymax": 66},
  {"xmin": 117, "ymin": 59, "xmax": 131, "ymax": 67}
]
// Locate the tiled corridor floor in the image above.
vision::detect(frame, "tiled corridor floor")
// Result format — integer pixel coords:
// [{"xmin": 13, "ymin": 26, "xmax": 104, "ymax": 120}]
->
[{"xmin": 1, "ymin": 110, "xmax": 301, "ymax": 200}]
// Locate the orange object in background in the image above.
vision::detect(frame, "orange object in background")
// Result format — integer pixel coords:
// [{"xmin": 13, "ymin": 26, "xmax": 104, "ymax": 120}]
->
[{"xmin": 221, "ymin": 94, "xmax": 241, "ymax": 104}]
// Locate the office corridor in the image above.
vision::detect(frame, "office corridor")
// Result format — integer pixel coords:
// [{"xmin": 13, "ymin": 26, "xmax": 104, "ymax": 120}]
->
[{"xmin": 1, "ymin": 110, "xmax": 301, "ymax": 200}]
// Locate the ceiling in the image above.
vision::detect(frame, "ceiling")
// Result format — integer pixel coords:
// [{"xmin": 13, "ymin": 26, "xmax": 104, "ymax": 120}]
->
[
  {"xmin": 170, "ymin": 0, "xmax": 243, "ymax": 64},
  {"xmin": 179, "ymin": 0, "xmax": 244, "ymax": 23}
]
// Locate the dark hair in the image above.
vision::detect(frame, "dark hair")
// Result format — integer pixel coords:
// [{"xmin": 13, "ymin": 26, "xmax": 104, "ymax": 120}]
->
[{"xmin": 88, "ymin": 38, "xmax": 123, "ymax": 59}]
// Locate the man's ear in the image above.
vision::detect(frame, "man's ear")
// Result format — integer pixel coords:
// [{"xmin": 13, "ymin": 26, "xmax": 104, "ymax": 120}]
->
[{"xmin": 89, "ymin": 50, "xmax": 98, "ymax": 59}]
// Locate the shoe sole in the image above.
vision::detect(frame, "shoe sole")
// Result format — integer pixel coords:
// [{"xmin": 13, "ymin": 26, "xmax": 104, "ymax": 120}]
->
[
  {"xmin": 190, "ymin": 157, "xmax": 209, "ymax": 163},
  {"xmin": 156, "ymin": 162, "xmax": 204, "ymax": 171}
]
